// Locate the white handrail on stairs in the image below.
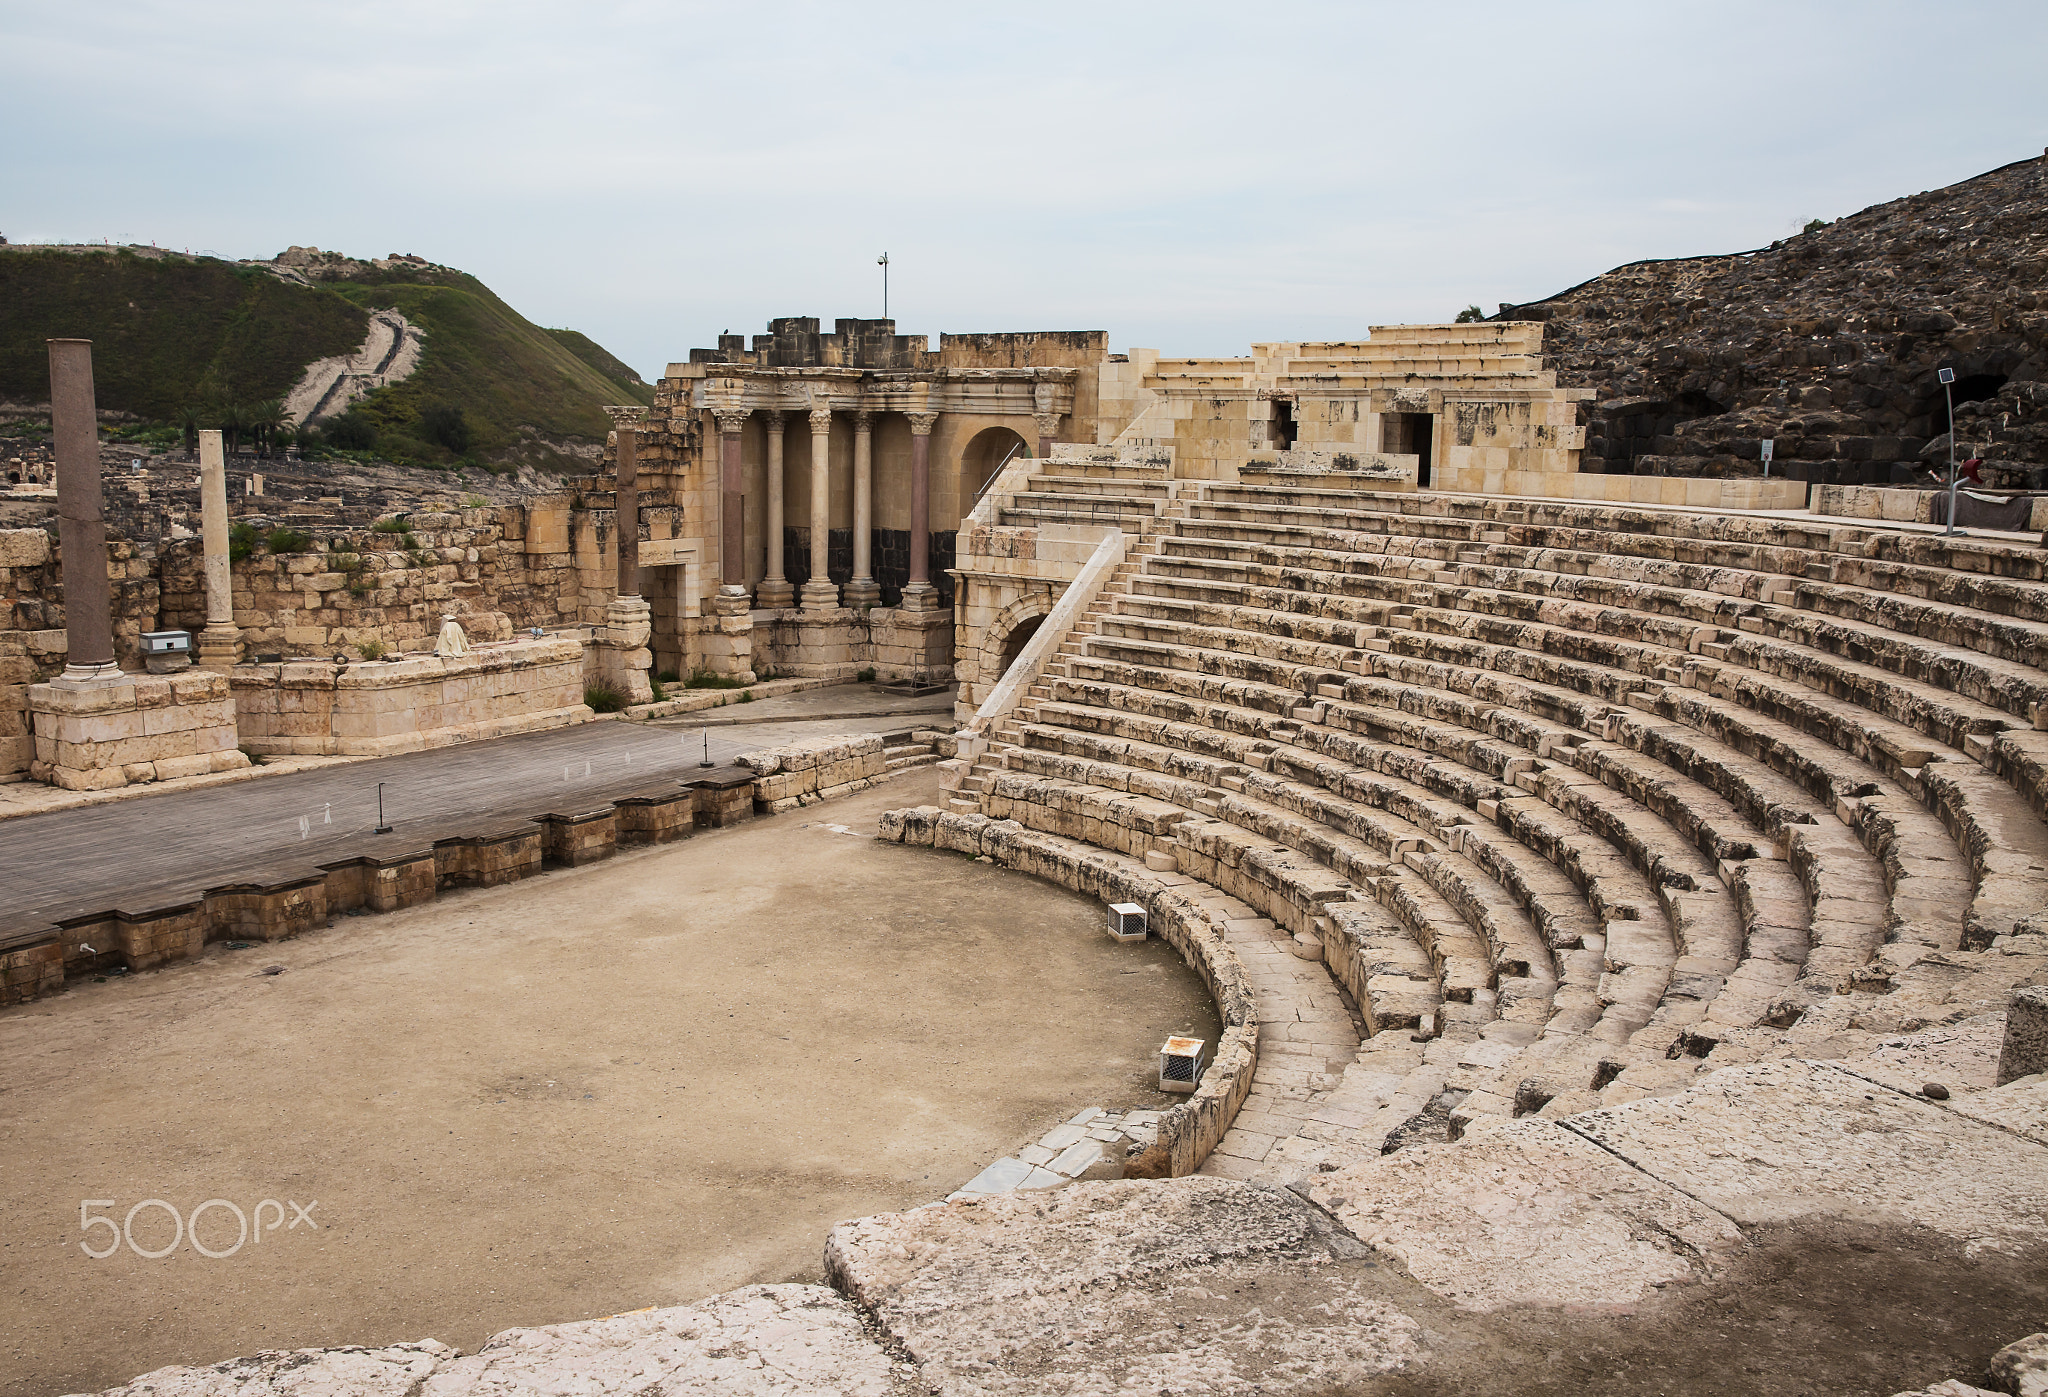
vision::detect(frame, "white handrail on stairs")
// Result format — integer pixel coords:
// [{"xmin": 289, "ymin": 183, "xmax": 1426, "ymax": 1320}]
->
[{"xmin": 960, "ymin": 525, "xmax": 1126, "ymax": 742}]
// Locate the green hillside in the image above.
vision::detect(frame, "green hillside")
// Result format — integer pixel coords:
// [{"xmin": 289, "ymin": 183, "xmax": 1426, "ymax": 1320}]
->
[
  {"xmin": 545, "ymin": 327, "xmax": 647, "ymax": 388},
  {"xmin": 0, "ymin": 249, "xmax": 368, "ymax": 418},
  {"xmin": 0, "ymin": 246, "xmax": 654, "ymax": 470}
]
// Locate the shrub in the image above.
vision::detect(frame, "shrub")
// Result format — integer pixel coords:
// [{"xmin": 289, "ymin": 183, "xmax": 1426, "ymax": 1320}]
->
[
  {"xmin": 684, "ymin": 669, "xmax": 749, "ymax": 690},
  {"xmin": 656, "ymin": 669, "xmax": 681, "ymax": 684},
  {"xmin": 355, "ymin": 638, "xmax": 388, "ymax": 660},
  {"xmin": 856, "ymin": 666, "xmax": 876, "ymax": 682},
  {"xmin": 323, "ymin": 411, "xmax": 377, "ymax": 452},
  {"xmin": 372, "ymin": 517, "xmax": 409, "ymax": 534},
  {"xmin": 648, "ymin": 677, "xmax": 666, "ymax": 703},
  {"xmin": 1453, "ymin": 304, "xmax": 1486, "ymax": 323},
  {"xmin": 584, "ymin": 683, "xmax": 626, "ymax": 713},
  {"xmin": 408, "ymin": 549, "xmax": 435, "ymax": 569},
  {"xmin": 462, "ymin": 493, "xmax": 487, "ymax": 508},
  {"xmin": 738, "ymin": 690, "xmax": 753, "ymax": 703},
  {"xmin": 228, "ymin": 521, "xmax": 259, "ymax": 563},
  {"xmin": 265, "ymin": 527, "xmax": 314, "ymax": 554},
  {"xmin": 419, "ymin": 404, "xmax": 473, "ymax": 455}
]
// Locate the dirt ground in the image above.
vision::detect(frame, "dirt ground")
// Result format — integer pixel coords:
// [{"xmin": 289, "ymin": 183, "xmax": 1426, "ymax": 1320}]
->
[{"xmin": 0, "ymin": 770, "xmax": 1218, "ymax": 1397}]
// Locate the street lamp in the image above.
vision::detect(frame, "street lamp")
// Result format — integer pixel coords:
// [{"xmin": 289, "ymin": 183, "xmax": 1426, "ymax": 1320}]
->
[
  {"xmin": 1938, "ymin": 366, "xmax": 1958, "ymax": 536},
  {"xmin": 877, "ymin": 252, "xmax": 889, "ymax": 320}
]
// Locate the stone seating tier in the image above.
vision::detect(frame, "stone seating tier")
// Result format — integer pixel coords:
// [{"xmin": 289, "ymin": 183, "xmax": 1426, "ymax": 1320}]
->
[{"xmin": 948, "ymin": 471, "xmax": 2048, "ymax": 1172}]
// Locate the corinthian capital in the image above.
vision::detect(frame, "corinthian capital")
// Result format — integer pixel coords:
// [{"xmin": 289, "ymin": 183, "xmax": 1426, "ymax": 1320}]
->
[
  {"xmin": 809, "ymin": 405, "xmax": 834, "ymax": 431},
  {"xmin": 603, "ymin": 404, "xmax": 648, "ymax": 429},
  {"xmin": 906, "ymin": 411, "xmax": 939, "ymax": 437},
  {"xmin": 1033, "ymin": 411, "xmax": 1061, "ymax": 437},
  {"xmin": 711, "ymin": 406, "xmax": 751, "ymax": 435},
  {"xmin": 852, "ymin": 409, "xmax": 875, "ymax": 431}
]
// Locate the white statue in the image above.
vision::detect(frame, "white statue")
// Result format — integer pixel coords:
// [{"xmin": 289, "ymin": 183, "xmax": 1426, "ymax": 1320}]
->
[{"xmin": 434, "ymin": 614, "xmax": 472, "ymax": 658}]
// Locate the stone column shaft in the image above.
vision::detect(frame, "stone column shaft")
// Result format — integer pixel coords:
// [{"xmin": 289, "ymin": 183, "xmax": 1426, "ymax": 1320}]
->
[
  {"xmin": 196, "ymin": 430, "xmax": 239, "ymax": 670},
  {"xmin": 615, "ymin": 425, "xmax": 640, "ymax": 600},
  {"xmin": 903, "ymin": 410, "xmax": 940, "ymax": 610},
  {"xmin": 713, "ymin": 408, "xmax": 750, "ymax": 595},
  {"xmin": 48, "ymin": 339, "xmax": 117, "ymax": 679},
  {"xmin": 800, "ymin": 405, "xmax": 838, "ymax": 609},
  {"xmin": 844, "ymin": 410, "xmax": 880, "ymax": 606},
  {"xmin": 757, "ymin": 412, "xmax": 792, "ymax": 607}
]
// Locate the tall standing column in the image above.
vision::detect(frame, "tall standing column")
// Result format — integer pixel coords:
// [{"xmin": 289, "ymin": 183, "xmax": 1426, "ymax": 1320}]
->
[
  {"xmin": 601, "ymin": 405, "xmax": 653, "ymax": 705},
  {"xmin": 195, "ymin": 429, "xmax": 239, "ymax": 670},
  {"xmin": 902, "ymin": 410, "xmax": 940, "ymax": 611},
  {"xmin": 755, "ymin": 411, "xmax": 792, "ymax": 607},
  {"xmin": 604, "ymin": 406, "xmax": 645, "ymax": 599},
  {"xmin": 799, "ymin": 405, "xmax": 839, "ymax": 610},
  {"xmin": 712, "ymin": 407, "xmax": 751, "ymax": 599},
  {"xmin": 48, "ymin": 339, "xmax": 117, "ymax": 680},
  {"xmin": 843, "ymin": 409, "xmax": 880, "ymax": 606}
]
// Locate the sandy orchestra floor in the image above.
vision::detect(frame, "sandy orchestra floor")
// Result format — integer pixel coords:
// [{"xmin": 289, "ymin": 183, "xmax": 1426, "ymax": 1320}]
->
[{"xmin": 0, "ymin": 771, "xmax": 1218, "ymax": 1397}]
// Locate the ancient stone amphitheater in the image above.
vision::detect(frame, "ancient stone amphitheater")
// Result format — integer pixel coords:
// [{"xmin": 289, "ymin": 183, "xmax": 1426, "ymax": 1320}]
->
[{"xmin": 98, "ymin": 452, "xmax": 2048, "ymax": 1397}]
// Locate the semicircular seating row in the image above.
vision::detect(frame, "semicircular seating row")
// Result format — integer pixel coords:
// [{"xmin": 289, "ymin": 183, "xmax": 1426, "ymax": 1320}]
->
[{"xmin": 962, "ymin": 476, "xmax": 2048, "ymax": 1178}]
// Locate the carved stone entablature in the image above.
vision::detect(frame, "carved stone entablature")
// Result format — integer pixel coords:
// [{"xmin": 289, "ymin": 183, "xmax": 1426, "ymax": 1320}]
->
[{"xmin": 687, "ymin": 365, "xmax": 1075, "ymax": 422}]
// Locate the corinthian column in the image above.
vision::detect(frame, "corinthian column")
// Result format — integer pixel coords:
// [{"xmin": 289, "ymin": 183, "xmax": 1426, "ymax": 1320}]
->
[
  {"xmin": 843, "ymin": 409, "xmax": 880, "ymax": 606},
  {"xmin": 1034, "ymin": 411, "xmax": 1061, "ymax": 461},
  {"xmin": 195, "ymin": 430, "xmax": 239, "ymax": 669},
  {"xmin": 902, "ymin": 410, "xmax": 940, "ymax": 612},
  {"xmin": 799, "ymin": 404, "xmax": 839, "ymax": 610},
  {"xmin": 755, "ymin": 411, "xmax": 792, "ymax": 607},
  {"xmin": 711, "ymin": 406, "xmax": 751, "ymax": 600}
]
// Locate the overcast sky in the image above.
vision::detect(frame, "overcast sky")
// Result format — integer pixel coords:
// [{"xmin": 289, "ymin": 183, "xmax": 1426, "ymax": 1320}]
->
[{"xmin": 5, "ymin": 1, "xmax": 2045, "ymax": 380}]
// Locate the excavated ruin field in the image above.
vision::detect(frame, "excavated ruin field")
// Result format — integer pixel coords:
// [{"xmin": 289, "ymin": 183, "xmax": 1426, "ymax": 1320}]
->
[{"xmin": 0, "ymin": 772, "xmax": 1218, "ymax": 1397}]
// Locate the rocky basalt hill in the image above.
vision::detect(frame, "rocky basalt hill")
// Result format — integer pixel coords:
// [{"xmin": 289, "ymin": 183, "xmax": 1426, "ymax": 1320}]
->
[{"xmin": 1502, "ymin": 149, "xmax": 2048, "ymax": 489}]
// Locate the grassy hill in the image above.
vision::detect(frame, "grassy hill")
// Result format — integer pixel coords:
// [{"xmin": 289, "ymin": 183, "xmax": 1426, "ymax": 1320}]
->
[
  {"xmin": 0, "ymin": 248, "xmax": 368, "ymax": 419},
  {"xmin": 0, "ymin": 246, "xmax": 654, "ymax": 470}
]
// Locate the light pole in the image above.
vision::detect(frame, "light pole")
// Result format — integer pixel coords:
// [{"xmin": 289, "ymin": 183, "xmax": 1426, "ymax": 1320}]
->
[
  {"xmin": 877, "ymin": 252, "xmax": 889, "ymax": 320},
  {"xmin": 1938, "ymin": 366, "xmax": 1958, "ymax": 536}
]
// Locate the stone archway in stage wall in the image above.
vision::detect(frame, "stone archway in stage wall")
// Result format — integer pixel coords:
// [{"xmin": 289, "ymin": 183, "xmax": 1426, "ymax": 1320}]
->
[
  {"xmin": 958, "ymin": 425, "xmax": 1032, "ymax": 511},
  {"xmin": 963, "ymin": 590, "xmax": 1055, "ymax": 712}
]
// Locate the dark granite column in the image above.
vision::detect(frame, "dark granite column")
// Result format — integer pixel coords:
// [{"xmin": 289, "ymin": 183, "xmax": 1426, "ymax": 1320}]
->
[
  {"xmin": 48, "ymin": 339, "xmax": 117, "ymax": 680},
  {"xmin": 904, "ymin": 410, "xmax": 939, "ymax": 608},
  {"xmin": 605, "ymin": 408, "xmax": 643, "ymax": 599}
]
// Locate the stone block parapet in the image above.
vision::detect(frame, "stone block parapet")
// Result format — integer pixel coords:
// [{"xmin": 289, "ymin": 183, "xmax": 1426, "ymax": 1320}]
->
[
  {"xmin": 738, "ymin": 733, "xmax": 888, "ymax": 813},
  {"xmin": 28, "ymin": 670, "xmax": 250, "ymax": 791},
  {"xmin": 230, "ymin": 636, "xmax": 590, "ymax": 757}
]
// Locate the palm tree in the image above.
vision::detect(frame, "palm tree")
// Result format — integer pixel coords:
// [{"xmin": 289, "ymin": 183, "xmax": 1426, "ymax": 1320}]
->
[
  {"xmin": 248, "ymin": 398, "xmax": 288, "ymax": 458},
  {"xmin": 217, "ymin": 400, "xmax": 250, "ymax": 455}
]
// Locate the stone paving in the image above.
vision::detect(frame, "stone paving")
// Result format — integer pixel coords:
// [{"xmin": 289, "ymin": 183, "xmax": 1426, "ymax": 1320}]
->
[{"xmin": 0, "ymin": 686, "xmax": 950, "ymax": 940}]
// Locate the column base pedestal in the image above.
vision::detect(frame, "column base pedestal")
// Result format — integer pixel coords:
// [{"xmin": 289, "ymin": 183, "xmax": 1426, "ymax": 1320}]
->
[
  {"xmin": 841, "ymin": 578, "xmax": 882, "ymax": 607},
  {"xmin": 755, "ymin": 578, "xmax": 795, "ymax": 609},
  {"xmin": 897, "ymin": 582, "xmax": 945, "ymax": 614},
  {"xmin": 599, "ymin": 597, "xmax": 655, "ymax": 706},
  {"xmin": 870, "ymin": 602, "xmax": 954, "ymax": 688},
  {"xmin": 799, "ymin": 580, "xmax": 842, "ymax": 611},
  {"xmin": 703, "ymin": 589, "xmax": 757, "ymax": 683},
  {"xmin": 196, "ymin": 624, "xmax": 241, "ymax": 671}
]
